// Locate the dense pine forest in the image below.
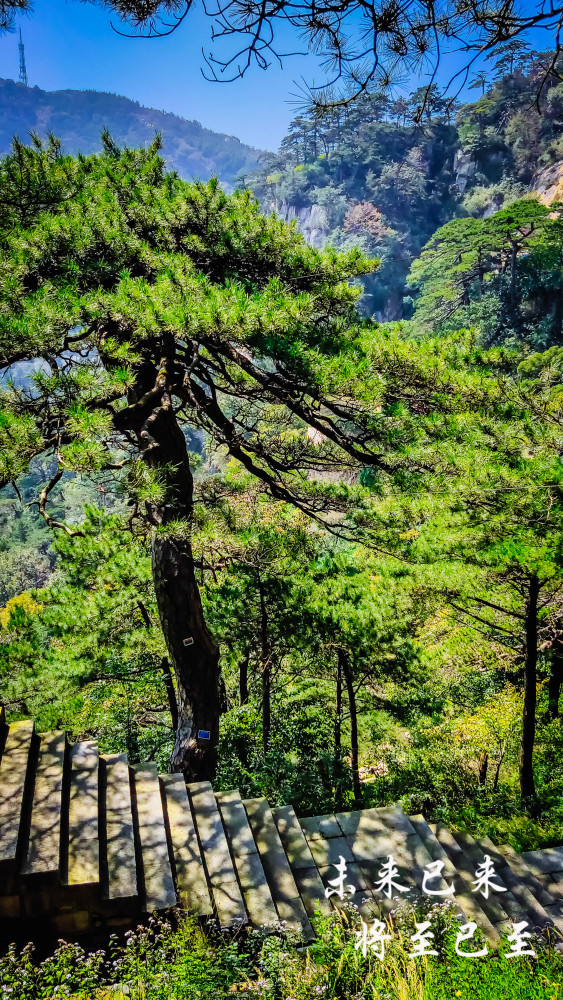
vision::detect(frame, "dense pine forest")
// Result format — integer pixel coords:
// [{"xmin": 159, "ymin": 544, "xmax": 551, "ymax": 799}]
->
[{"xmin": 5, "ymin": 40, "xmax": 563, "ymax": 999}]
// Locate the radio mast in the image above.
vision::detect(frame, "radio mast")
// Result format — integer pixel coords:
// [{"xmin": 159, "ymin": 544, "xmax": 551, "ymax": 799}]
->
[{"xmin": 18, "ymin": 29, "xmax": 28, "ymax": 87}]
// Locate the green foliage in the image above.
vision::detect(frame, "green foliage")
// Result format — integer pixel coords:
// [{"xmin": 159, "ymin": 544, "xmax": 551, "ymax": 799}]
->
[
  {"xmin": 2, "ymin": 910, "xmax": 563, "ymax": 1000},
  {"xmin": 0, "ymin": 506, "xmax": 174, "ymax": 763},
  {"xmin": 367, "ymin": 723, "xmax": 480, "ymax": 818},
  {"xmin": 249, "ymin": 88, "xmax": 459, "ymax": 320},
  {"xmin": 215, "ymin": 694, "xmax": 353, "ymax": 815},
  {"xmin": 409, "ymin": 198, "xmax": 563, "ymax": 346},
  {"xmin": 247, "ymin": 52, "xmax": 563, "ymax": 329}
]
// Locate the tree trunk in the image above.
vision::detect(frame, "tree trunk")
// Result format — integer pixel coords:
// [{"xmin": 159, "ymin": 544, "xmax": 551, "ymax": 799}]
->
[
  {"xmin": 340, "ymin": 649, "xmax": 361, "ymax": 802},
  {"xmin": 548, "ymin": 653, "xmax": 563, "ymax": 721},
  {"xmin": 160, "ymin": 656, "xmax": 178, "ymax": 732},
  {"xmin": 520, "ymin": 574, "xmax": 539, "ymax": 801},
  {"xmin": 262, "ymin": 664, "xmax": 271, "ymax": 753},
  {"xmin": 153, "ymin": 535, "xmax": 221, "ymax": 779},
  {"xmin": 478, "ymin": 751, "xmax": 488, "ymax": 786},
  {"xmin": 493, "ymin": 750, "xmax": 505, "ymax": 792},
  {"xmin": 113, "ymin": 336, "xmax": 222, "ymax": 780},
  {"xmin": 510, "ymin": 239, "xmax": 519, "ymax": 309},
  {"xmin": 239, "ymin": 653, "xmax": 249, "ymax": 706},
  {"xmin": 334, "ymin": 655, "xmax": 342, "ymax": 756},
  {"xmin": 258, "ymin": 577, "xmax": 271, "ymax": 752}
]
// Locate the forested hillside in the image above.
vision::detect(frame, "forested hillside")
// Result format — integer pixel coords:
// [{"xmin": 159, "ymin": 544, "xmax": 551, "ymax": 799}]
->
[
  {"xmin": 248, "ymin": 45, "xmax": 563, "ymax": 321},
  {"xmin": 0, "ymin": 78, "xmax": 262, "ymax": 186},
  {"xmin": 4, "ymin": 46, "xmax": 563, "ymax": 890}
]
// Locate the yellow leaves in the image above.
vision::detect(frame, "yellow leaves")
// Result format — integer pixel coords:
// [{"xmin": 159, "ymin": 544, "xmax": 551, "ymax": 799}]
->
[
  {"xmin": 451, "ymin": 684, "xmax": 523, "ymax": 758},
  {"xmin": 90, "ymin": 992, "xmax": 130, "ymax": 1000},
  {"xmin": 0, "ymin": 592, "xmax": 43, "ymax": 629},
  {"xmin": 398, "ymin": 528, "xmax": 420, "ymax": 540}
]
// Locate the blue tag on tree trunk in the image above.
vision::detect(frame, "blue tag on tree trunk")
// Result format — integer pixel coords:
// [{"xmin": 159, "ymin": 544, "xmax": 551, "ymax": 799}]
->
[{"xmin": 198, "ymin": 730, "xmax": 211, "ymax": 740}]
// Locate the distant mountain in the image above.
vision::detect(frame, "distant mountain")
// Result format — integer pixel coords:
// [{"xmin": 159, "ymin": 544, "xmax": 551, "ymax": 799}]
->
[{"xmin": 0, "ymin": 78, "xmax": 264, "ymax": 187}]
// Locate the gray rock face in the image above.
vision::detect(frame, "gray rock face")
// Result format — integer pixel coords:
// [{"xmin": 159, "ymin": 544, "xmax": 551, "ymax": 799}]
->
[
  {"xmin": 530, "ymin": 160, "xmax": 563, "ymax": 205},
  {"xmin": 453, "ymin": 150, "xmax": 477, "ymax": 192},
  {"xmin": 274, "ymin": 201, "xmax": 331, "ymax": 247}
]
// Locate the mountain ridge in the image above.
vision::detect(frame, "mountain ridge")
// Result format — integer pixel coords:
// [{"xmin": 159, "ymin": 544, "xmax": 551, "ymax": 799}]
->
[{"xmin": 0, "ymin": 78, "xmax": 265, "ymax": 186}]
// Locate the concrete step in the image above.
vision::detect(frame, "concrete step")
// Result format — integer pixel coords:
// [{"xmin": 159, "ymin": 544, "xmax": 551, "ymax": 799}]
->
[
  {"xmin": 337, "ymin": 806, "xmax": 454, "ymax": 917},
  {"xmin": 188, "ymin": 780, "xmax": 247, "ymax": 929},
  {"xmin": 300, "ymin": 814, "xmax": 343, "ymax": 840},
  {"xmin": 496, "ymin": 843, "xmax": 559, "ymax": 907},
  {"xmin": 430, "ymin": 823, "xmax": 512, "ymax": 933},
  {"xmin": 409, "ymin": 815, "xmax": 499, "ymax": 942},
  {"xmin": 66, "ymin": 740, "xmax": 99, "ymax": 887},
  {"xmin": 454, "ymin": 830, "xmax": 530, "ymax": 925},
  {"xmin": 217, "ymin": 790, "xmax": 278, "ymax": 929},
  {"xmin": 472, "ymin": 834, "xmax": 559, "ymax": 933},
  {"xmin": 161, "ymin": 774, "xmax": 212, "ymax": 918},
  {"xmin": 300, "ymin": 807, "xmax": 407, "ymax": 918},
  {"xmin": 497, "ymin": 843, "xmax": 563, "ymax": 932},
  {"xmin": 299, "ymin": 809, "xmax": 372, "ymax": 917},
  {"xmin": 21, "ymin": 731, "xmax": 66, "ymax": 879},
  {"xmin": 132, "ymin": 764, "xmax": 176, "ymax": 913},
  {"xmin": 245, "ymin": 797, "xmax": 313, "ymax": 938},
  {"xmin": 101, "ymin": 753, "xmax": 137, "ymax": 901},
  {"xmin": 0, "ymin": 720, "xmax": 35, "ymax": 872},
  {"xmin": 272, "ymin": 804, "xmax": 331, "ymax": 920},
  {"xmin": 521, "ymin": 847, "xmax": 563, "ymax": 881}
]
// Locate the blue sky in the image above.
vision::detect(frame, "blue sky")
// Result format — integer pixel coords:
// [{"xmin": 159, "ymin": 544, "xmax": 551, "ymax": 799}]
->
[
  {"xmin": 0, "ymin": 0, "xmax": 322, "ymax": 150},
  {"xmin": 0, "ymin": 0, "xmax": 552, "ymax": 151}
]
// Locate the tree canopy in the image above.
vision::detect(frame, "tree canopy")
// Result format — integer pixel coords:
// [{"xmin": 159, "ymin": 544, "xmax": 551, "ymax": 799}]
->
[
  {"xmin": 2, "ymin": 0, "xmax": 563, "ymax": 111},
  {"xmin": 4, "ymin": 133, "xmax": 472, "ymax": 778}
]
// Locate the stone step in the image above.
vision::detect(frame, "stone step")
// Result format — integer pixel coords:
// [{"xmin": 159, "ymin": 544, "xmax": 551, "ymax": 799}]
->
[
  {"xmin": 101, "ymin": 753, "xmax": 137, "ymax": 901},
  {"xmin": 300, "ymin": 808, "xmax": 398, "ymax": 919},
  {"xmin": 21, "ymin": 731, "xmax": 66, "ymax": 878},
  {"xmin": 496, "ymin": 844, "xmax": 560, "ymax": 907},
  {"xmin": 454, "ymin": 830, "xmax": 530, "ymax": 925},
  {"xmin": 272, "ymin": 804, "xmax": 331, "ymax": 920},
  {"xmin": 300, "ymin": 814, "xmax": 343, "ymax": 840},
  {"xmin": 161, "ymin": 774, "xmax": 212, "ymax": 918},
  {"xmin": 521, "ymin": 846, "xmax": 563, "ymax": 880},
  {"xmin": 66, "ymin": 740, "xmax": 99, "ymax": 887},
  {"xmin": 188, "ymin": 780, "xmax": 246, "ymax": 929},
  {"xmin": 217, "ymin": 790, "xmax": 278, "ymax": 929},
  {"xmin": 132, "ymin": 764, "xmax": 177, "ymax": 913},
  {"xmin": 244, "ymin": 797, "xmax": 313, "ymax": 938},
  {"xmin": 472, "ymin": 834, "xmax": 559, "ymax": 933},
  {"xmin": 337, "ymin": 806, "xmax": 454, "ymax": 918},
  {"xmin": 409, "ymin": 815, "xmax": 499, "ymax": 941},
  {"xmin": 0, "ymin": 720, "xmax": 35, "ymax": 871},
  {"xmin": 299, "ymin": 809, "xmax": 369, "ymax": 917},
  {"xmin": 431, "ymin": 823, "xmax": 512, "ymax": 932},
  {"xmin": 499, "ymin": 843, "xmax": 563, "ymax": 931}
]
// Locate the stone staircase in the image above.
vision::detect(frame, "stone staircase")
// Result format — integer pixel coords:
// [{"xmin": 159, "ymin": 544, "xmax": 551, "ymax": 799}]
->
[{"xmin": 2, "ymin": 708, "xmax": 563, "ymax": 947}]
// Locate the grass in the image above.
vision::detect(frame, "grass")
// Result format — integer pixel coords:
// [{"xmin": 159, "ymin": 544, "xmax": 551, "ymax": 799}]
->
[{"xmin": 2, "ymin": 903, "xmax": 563, "ymax": 1000}]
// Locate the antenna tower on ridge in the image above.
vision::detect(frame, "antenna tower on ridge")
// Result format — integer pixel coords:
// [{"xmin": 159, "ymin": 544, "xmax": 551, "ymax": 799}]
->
[{"xmin": 18, "ymin": 29, "xmax": 28, "ymax": 87}]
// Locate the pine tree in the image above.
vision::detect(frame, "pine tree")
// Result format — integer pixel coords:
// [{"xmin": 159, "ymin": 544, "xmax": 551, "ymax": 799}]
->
[{"xmin": 0, "ymin": 134, "xmax": 421, "ymax": 778}]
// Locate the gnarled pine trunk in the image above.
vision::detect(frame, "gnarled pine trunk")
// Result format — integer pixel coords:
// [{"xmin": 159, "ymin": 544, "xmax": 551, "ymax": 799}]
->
[
  {"xmin": 153, "ymin": 534, "xmax": 220, "ymax": 779},
  {"xmin": 115, "ymin": 335, "xmax": 222, "ymax": 780}
]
